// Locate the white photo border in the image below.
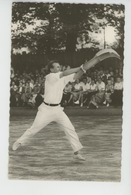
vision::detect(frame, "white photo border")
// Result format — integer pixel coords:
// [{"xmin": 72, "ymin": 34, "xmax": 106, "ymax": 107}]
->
[{"xmin": 0, "ymin": 0, "xmax": 131, "ymax": 195}]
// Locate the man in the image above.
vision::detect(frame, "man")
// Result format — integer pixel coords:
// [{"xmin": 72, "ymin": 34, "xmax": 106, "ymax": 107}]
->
[
  {"xmin": 12, "ymin": 60, "xmax": 87, "ymax": 161},
  {"xmin": 12, "ymin": 49, "xmax": 119, "ymax": 160}
]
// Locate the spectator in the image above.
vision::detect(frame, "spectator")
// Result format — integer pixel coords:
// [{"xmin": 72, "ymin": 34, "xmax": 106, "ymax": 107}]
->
[
  {"xmin": 35, "ymin": 92, "xmax": 44, "ymax": 107},
  {"xmin": 104, "ymin": 79, "xmax": 114, "ymax": 107},
  {"xmin": 11, "ymin": 67, "xmax": 15, "ymax": 79},
  {"xmin": 16, "ymin": 82, "xmax": 25, "ymax": 106},
  {"xmin": 111, "ymin": 77, "xmax": 123, "ymax": 106},
  {"xmin": 79, "ymin": 78, "xmax": 91, "ymax": 107},
  {"xmin": 10, "ymin": 81, "xmax": 18, "ymax": 106},
  {"xmin": 70, "ymin": 79, "xmax": 83, "ymax": 105},
  {"xmin": 61, "ymin": 82, "xmax": 73, "ymax": 106},
  {"xmin": 32, "ymin": 81, "xmax": 40, "ymax": 104},
  {"xmin": 29, "ymin": 79, "xmax": 34, "ymax": 89},
  {"xmin": 86, "ymin": 79, "xmax": 98, "ymax": 107},
  {"xmin": 28, "ymin": 93, "xmax": 36, "ymax": 108},
  {"xmin": 88, "ymin": 77, "xmax": 105, "ymax": 109},
  {"xmin": 21, "ymin": 82, "xmax": 32, "ymax": 106},
  {"xmin": 39, "ymin": 80, "xmax": 45, "ymax": 97},
  {"xmin": 10, "ymin": 65, "xmax": 123, "ymax": 108}
]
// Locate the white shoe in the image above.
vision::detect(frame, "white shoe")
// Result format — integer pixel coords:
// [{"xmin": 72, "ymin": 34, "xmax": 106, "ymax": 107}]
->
[
  {"xmin": 12, "ymin": 141, "xmax": 21, "ymax": 151},
  {"xmin": 74, "ymin": 154, "xmax": 86, "ymax": 161},
  {"xmin": 74, "ymin": 100, "xmax": 79, "ymax": 104}
]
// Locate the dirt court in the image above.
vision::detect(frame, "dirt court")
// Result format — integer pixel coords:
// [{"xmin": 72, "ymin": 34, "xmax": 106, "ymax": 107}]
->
[{"xmin": 8, "ymin": 106, "xmax": 122, "ymax": 181}]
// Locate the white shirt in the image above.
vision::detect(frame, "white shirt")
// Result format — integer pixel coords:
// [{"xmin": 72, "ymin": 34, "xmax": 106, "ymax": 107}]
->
[
  {"xmin": 30, "ymin": 82, "xmax": 34, "ymax": 89},
  {"xmin": 96, "ymin": 81, "xmax": 105, "ymax": 91},
  {"xmin": 74, "ymin": 83, "xmax": 82, "ymax": 90},
  {"xmin": 114, "ymin": 82, "xmax": 123, "ymax": 90},
  {"xmin": 44, "ymin": 72, "xmax": 75, "ymax": 104},
  {"xmin": 80, "ymin": 82, "xmax": 90, "ymax": 92},
  {"xmin": 90, "ymin": 84, "xmax": 97, "ymax": 91}
]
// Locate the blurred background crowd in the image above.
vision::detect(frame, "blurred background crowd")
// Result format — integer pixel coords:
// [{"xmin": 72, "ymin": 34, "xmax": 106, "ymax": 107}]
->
[{"xmin": 10, "ymin": 64, "xmax": 123, "ymax": 109}]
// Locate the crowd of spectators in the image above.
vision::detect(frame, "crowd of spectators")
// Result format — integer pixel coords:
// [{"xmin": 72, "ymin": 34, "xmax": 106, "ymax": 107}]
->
[{"xmin": 10, "ymin": 64, "xmax": 123, "ymax": 109}]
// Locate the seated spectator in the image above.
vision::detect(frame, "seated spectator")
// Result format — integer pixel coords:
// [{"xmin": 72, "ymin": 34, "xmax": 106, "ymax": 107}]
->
[
  {"xmin": 27, "ymin": 93, "xmax": 36, "ymax": 108},
  {"xmin": 111, "ymin": 77, "xmax": 123, "ymax": 107},
  {"xmin": 88, "ymin": 77, "xmax": 105, "ymax": 109},
  {"xmin": 11, "ymin": 67, "xmax": 15, "ymax": 79},
  {"xmin": 103, "ymin": 79, "xmax": 114, "ymax": 107},
  {"xmin": 79, "ymin": 78, "xmax": 91, "ymax": 107},
  {"xmin": 10, "ymin": 88, "xmax": 17, "ymax": 107},
  {"xmin": 16, "ymin": 82, "xmax": 25, "ymax": 106},
  {"xmin": 39, "ymin": 80, "xmax": 45, "ymax": 97},
  {"xmin": 29, "ymin": 79, "xmax": 34, "ymax": 89},
  {"xmin": 35, "ymin": 93, "xmax": 44, "ymax": 107},
  {"xmin": 86, "ymin": 79, "xmax": 98, "ymax": 106},
  {"xmin": 21, "ymin": 82, "xmax": 32, "ymax": 106},
  {"xmin": 31, "ymin": 81, "xmax": 41, "ymax": 104},
  {"xmin": 110, "ymin": 76, "xmax": 115, "ymax": 85},
  {"xmin": 70, "ymin": 79, "xmax": 83, "ymax": 105},
  {"xmin": 104, "ymin": 69, "xmax": 111, "ymax": 80},
  {"xmin": 61, "ymin": 82, "xmax": 73, "ymax": 106},
  {"xmin": 10, "ymin": 81, "xmax": 18, "ymax": 106}
]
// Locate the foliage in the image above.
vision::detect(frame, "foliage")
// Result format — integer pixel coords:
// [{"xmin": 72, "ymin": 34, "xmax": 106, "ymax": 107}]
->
[{"xmin": 11, "ymin": 3, "xmax": 125, "ymax": 54}]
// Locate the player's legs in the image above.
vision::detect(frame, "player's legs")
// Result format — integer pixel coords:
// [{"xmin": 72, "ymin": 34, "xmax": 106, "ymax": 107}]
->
[
  {"xmin": 55, "ymin": 109, "xmax": 83, "ymax": 153},
  {"xmin": 12, "ymin": 104, "xmax": 54, "ymax": 150}
]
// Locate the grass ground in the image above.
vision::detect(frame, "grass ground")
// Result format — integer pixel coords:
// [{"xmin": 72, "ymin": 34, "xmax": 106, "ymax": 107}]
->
[{"xmin": 8, "ymin": 106, "xmax": 122, "ymax": 181}]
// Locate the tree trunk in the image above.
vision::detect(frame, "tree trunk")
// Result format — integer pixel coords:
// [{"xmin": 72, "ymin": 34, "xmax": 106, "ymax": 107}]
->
[{"xmin": 65, "ymin": 30, "xmax": 77, "ymax": 67}]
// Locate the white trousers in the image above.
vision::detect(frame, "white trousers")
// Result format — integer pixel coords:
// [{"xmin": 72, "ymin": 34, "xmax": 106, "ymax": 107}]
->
[{"xmin": 17, "ymin": 103, "xmax": 83, "ymax": 152}]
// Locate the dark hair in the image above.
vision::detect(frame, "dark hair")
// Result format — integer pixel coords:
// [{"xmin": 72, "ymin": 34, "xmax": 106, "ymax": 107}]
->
[{"xmin": 47, "ymin": 60, "xmax": 59, "ymax": 72}]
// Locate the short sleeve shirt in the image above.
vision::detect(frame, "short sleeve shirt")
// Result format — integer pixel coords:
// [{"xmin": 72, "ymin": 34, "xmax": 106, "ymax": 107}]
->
[{"xmin": 80, "ymin": 82, "xmax": 91, "ymax": 91}]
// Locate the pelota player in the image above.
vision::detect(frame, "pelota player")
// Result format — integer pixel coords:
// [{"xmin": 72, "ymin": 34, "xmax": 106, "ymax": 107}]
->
[{"xmin": 12, "ymin": 49, "xmax": 120, "ymax": 161}]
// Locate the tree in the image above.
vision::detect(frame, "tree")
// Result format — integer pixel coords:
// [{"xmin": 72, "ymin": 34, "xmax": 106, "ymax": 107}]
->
[{"xmin": 11, "ymin": 2, "xmax": 124, "ymax": 56}]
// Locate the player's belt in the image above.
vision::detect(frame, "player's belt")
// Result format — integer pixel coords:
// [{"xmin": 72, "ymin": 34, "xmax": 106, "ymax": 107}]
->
[{"xmin": 44, "ymin": 101, "xmax": 60, "ymax": 106}]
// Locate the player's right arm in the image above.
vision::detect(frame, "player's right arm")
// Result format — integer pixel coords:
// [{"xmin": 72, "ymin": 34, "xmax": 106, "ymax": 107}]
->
[{"xmin": 60, "ymin": 67, "xmax": 80, "ymax": 78}]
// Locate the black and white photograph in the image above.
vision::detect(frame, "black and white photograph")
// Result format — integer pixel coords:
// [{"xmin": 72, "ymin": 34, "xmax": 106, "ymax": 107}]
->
[
  {"xmin": 8, "ymin": 2, "xmax": 124, "ymax": 181},
  {"xmin": 1, "ymin": 0, "xmax": 131, "ymax": 195}
]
